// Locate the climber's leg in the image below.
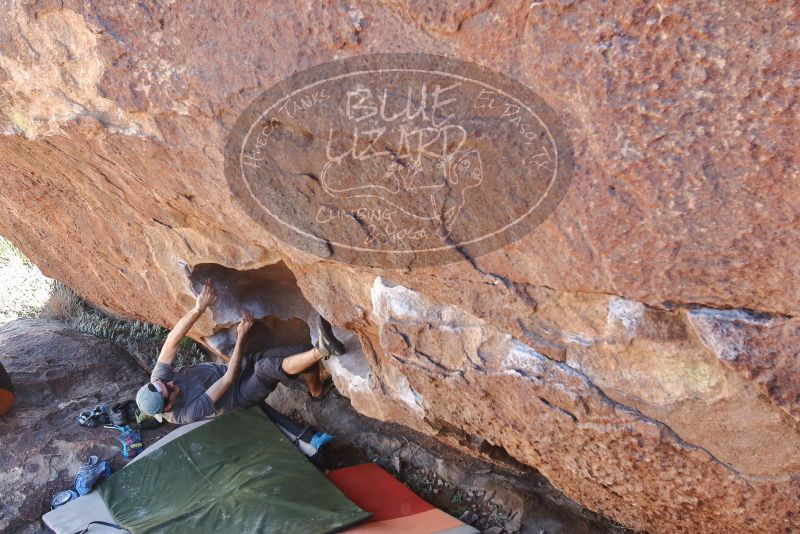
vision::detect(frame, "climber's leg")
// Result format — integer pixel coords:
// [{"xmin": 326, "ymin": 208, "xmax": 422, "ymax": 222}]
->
[
  {"xmin": 235, "ymin": 344, "xmax": 315, "ymax": 405},
  {"xmin": 300, "ymin": 362, "xmax": 324, "ymax": 398},
  {"xmin": 279, "ymin": 346, "xmax": 324, "ymax": 375}
]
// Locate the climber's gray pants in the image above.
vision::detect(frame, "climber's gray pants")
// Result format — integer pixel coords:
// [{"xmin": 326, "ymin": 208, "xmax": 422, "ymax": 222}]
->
[{"xmin": 234, "ymin": 344, "xmax": 314, "ymax": 406}]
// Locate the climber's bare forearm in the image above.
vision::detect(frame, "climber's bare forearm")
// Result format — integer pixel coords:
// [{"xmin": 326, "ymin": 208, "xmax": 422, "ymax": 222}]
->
[
  {"xmin": 226, "ymin": 341, "xmax": 245, "ymax": 378},
  {"xmin": 205, "ymin": 374, "xmax": 234, "ymax": 404},
  {"xmin": 157, "ymin": 307, "xmax": 203, "ymax": 366},
  {"xmin": 206, "ymin": 339, "xmax": 244, "ymax": 403},
  {"xmin": 157, "ymin": 281, "xmax": 217, "ymax": 368},
  {"xmin": 202, "ymin": 306, "xmax": 251, "ymax": 404}
]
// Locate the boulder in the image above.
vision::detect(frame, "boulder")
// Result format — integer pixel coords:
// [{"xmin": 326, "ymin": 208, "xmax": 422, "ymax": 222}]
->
[{"xmin": 0, "ymin": 2, "xmax": 798, "ymax": 532}]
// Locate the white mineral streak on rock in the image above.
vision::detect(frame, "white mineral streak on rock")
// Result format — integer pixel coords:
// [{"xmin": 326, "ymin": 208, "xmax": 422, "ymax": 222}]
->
[
  {"xmin": 606, "ymin": 296, "xmax": 645, "ymax": 335},
  {"xmin": 324, "ymin": 330, "xmax": 371, "ymax": 395},
  {"xmin": 369, "ymin": 277, "xmax": 427, "ymax": 415},
  {"xmin": 687, "ymin": 308, "xmax": 774, "ymax": 362}
]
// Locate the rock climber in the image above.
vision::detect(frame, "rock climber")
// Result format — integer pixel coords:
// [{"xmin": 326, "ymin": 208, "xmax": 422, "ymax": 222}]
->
[{"xmin": 135, "ymin": 281, "xmax": 345, "ymax": 425}]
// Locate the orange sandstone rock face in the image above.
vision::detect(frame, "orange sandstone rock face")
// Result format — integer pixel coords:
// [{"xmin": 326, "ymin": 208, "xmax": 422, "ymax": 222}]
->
[{"xmin": 1, "ymin": 2, "xmax": 799, "ymax": 532}]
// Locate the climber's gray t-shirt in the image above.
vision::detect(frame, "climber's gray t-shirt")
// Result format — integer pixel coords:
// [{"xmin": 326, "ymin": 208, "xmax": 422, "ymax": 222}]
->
[
  {"xmin": 149, "ymin": 346, "xmax": 303, "ymax": 424},
  {"xmin": 151, "ymin": 361, "xmax": 231, "ymax": 424}
]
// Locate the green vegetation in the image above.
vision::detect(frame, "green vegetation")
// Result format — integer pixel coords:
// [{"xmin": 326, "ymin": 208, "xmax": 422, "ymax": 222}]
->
[
  {"xmin": 72, "ymin": 307, "xmax": 209, "ymax": 369},
  {"xmin": 44, "ymin": 281, "xmax": 209, "ymax": 369}
]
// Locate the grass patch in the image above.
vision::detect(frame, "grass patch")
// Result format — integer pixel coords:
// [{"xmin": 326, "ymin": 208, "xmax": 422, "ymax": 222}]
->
[
  {"xmin": 43, "ymin": 282, "xmax": 208, "ymax": 369},
  {"xmin": 39, "ymin": 281, "xmax": 83, "ymax": 321},
  {"xmin": 72, "ymin": 308, "xmax": 209, "ymax": 369}
]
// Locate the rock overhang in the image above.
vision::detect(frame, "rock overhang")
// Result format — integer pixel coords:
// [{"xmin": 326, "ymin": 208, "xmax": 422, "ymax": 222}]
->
[{"xmin": 0, "ymin": 1, "xmax": 799, "ymax": 532}]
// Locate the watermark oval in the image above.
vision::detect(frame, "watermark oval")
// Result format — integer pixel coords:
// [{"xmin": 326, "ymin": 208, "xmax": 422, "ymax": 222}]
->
[{"xmin": 225, "ymin": 54, "xmax": 574, "ymax": 268}]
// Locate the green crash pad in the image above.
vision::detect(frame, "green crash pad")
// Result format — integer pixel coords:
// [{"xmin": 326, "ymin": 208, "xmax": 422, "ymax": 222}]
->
[{"xmin": 98, "ymin": 407, "xmax": 369, "ymax": 533}]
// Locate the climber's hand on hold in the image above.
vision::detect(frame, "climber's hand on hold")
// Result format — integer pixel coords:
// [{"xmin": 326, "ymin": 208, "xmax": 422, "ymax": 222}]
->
[
  {"xmin": 237, "ymin": 309, "xmax": 254, "ymax": 338},
  {"xmin": 194, "ymin": 280, "xmax": 217, "ymax": 312}
]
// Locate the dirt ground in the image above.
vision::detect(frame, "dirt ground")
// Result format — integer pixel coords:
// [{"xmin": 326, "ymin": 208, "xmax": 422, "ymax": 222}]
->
[{"xmin": 0, "ymin": 319, "xmax": 175, "ymax": 534}]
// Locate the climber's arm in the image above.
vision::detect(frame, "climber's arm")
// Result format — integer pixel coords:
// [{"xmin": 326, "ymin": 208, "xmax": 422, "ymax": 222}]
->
[
  {"xmin": 157, "ymin": 281, "xmax": 217, "ymax": 367},
  {"xmin": 205, "ymin": 310, "xmax": 252, "ymax": 403}
]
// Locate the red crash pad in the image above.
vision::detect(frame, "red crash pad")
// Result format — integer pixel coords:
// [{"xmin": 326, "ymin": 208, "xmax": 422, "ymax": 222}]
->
[{"xmin": 327, "ymin": 463, "xmax": 478, "ymax": 533}]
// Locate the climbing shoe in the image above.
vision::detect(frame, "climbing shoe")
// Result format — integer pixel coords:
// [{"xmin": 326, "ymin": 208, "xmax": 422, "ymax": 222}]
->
[
  {"xmin": 109, "ymin": 404, "xmax": 127, "ymax": 426},
  {"xmin": 77, "ymin": 405, "xmax": 110, "ymax": 428},
  {"xmin": 123, "ymin": 399, "xmax": 138, "ymax": 422},
  {"xmin": 110, "ymin": 400, "xmax": 138, "ymax": 426},
  {"xmin": 313, "ymin": 314, "xmax": 345, "ymax": 358},
  {"xmin": 74, "ymin": 455, "xmax": 111, "ymax": 495}
]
